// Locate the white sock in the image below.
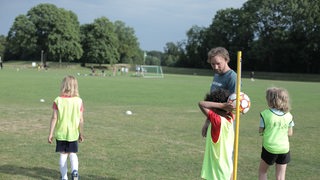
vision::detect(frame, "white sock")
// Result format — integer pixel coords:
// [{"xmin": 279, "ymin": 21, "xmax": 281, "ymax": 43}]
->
[
  {"xmin": 69, "ymin": 153, "xmax": 79, "ymax": 172},
  {"xmin": 59, "ymin": 153, "xmax": 68, "ymax": 179}
]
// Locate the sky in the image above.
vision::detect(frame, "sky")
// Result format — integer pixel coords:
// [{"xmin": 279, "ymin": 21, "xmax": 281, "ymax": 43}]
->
[{"xmin": 0, "ymin": 0, "xmax": 247, "ymax": 51}]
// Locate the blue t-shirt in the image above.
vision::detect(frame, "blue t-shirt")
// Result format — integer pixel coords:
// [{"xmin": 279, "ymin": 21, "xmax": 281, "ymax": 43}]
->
[{"xmin": 210, "ymin": 70, "xmax": 237, "ymax": 93}]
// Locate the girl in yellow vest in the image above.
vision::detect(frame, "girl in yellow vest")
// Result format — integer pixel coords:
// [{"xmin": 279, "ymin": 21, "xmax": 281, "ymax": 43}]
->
[
  {"xmin": 198, "ymin": 89, "xmax": 235, "ymax": 180},
  {"xmin": 259, "ymin": 87, "xmax": 294, "ymax": 180},
  {"xmin": 48, "ymin": 75, "xmax": 84, "ymax": 180}
]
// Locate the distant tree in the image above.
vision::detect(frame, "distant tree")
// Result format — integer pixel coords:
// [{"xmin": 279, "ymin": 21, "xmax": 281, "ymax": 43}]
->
[
  {"xmin": 46, "ymin": 9, "xmax": 83, "ymax": 64},
  {"xmin": 6, "ymin": 15, "xmax": 37, "ymax": 60},
  {"xmin": 244, "ymin": 0, "xmax": 320, "ymax": 73},
  {"xmin": 163, "ymin": 42, "xmax": 180, "ymax": 66},
  {"xmin": 145, "ymin": 50, "xmax": 163, "ymax": 65},
  {"xmin": 0, "ymin": 35, "xmax": 6, "ymax": 59},
  {"xmin": 80, "ymin": 17, "xmax": 119, "ymax": 66},
  {"xmin": 6, "ymin": 3, "xmax": 83, "ymax": 64},
  {"xmin": 145, "ymin": 56, "xmax": 161, "ymax": 65},
  {"xmin": 169, "ymin": 0, "xmax": 320, "ymax": 73},
  {"xmin": 114, "ymin": 20, "xmax": 141, "ymax": 64},
  {"xmin": 184, "ymin": 25, "xmax": 207, "ymax": 67}
]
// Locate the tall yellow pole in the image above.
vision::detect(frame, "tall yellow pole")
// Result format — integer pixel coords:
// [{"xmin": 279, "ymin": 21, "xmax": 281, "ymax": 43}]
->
[{"xmin": 233, "ymin": 51, "xmax": 242, "ymax": 180}]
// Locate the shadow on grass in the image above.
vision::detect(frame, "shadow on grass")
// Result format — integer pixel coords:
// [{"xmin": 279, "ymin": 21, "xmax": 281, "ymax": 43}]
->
[{"xmin": 0, "ymin": 164, "xmax": 118, "ymax": 180}]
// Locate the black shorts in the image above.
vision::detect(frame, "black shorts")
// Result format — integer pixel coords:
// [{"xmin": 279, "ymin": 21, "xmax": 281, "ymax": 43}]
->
[
  {"xmin": 56, "ymin": 140, "xmax": 78, "ymax": 153},
  {"xmin": 261, "ymin": 147, "xmax": 290, "ymax": 165}
]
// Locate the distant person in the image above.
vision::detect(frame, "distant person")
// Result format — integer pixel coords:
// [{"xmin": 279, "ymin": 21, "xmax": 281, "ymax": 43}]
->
[
  {"xmin": 91, "ymin": 66, "xmax": 96, "ymax": 76},
  {"xmin": 258, "ymin": 87, "xmax": 294, "ymax": 180},
  {"xmin": 48, "ymin": 75, "xmax": 84, "ymax": 180},
  {"xmin": 113, "ymin": 66, "xmax": 117, "ymax": 76},
  {"xmin": 250, "ymin": 71, "xmax": 255, "ymax": 81},
  {"xmin": 201, "ymin": 47, "xmax": 236, "ymax": 137},
  {"xmin": 0, "ymin": 56, "xmax": 3, "ymax": 69},
  {"xmin": 136, "ymin": 65, "xmax": 141, "ymax": 76},
  {"xmin": 198, "ymin": 89, "xmax": 235, "ymax": 180}
]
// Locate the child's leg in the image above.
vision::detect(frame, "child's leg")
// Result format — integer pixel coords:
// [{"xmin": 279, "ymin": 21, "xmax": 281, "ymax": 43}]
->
[
  {"xmin": 275, "ymin": 163, "xmax": 287, "ymax": 180},
  {"xmin": 258, "ymin": 159, "xmax": 269, "ymax": 180},
  {"xmin": 69, "ymin": 153, "xmax": 79, "ymax": 172},
  {"xmin": 59, "ymin": 153, "xmax": 69, "ymax": 179}
]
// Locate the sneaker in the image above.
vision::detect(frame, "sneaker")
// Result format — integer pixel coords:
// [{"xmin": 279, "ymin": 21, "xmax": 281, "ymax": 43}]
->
[{"xmin": 71, "ymin": 170, "xmax": 79, "ymax": 180}]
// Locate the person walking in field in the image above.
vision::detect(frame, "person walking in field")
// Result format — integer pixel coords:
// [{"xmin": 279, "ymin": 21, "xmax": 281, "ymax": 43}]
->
[
  {"xmin": 258, "ymin": 87, "xmax": 294, "ymax": 180},
  {"xmin": 198, "ymin": 89, "xmax": 235, "ymax": 180},
  {"xmin": 48, "ymin": 75, "xmax": 84, "ymax": 180}
]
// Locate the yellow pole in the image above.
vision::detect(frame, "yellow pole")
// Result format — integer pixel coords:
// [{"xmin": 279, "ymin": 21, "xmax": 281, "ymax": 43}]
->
[{"xmin": 233, "ymin": 51, "xmax": 242, "ymax": 180}]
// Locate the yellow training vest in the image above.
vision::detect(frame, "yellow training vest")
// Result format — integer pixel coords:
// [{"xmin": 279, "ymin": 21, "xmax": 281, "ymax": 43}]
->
[
  {"xmin": 261, "ymin": 109, "xmax": 293, "ymax": 154},
  {"xmin": 54, "ymin": 96, "xmax": 82, "ymax": 141},
  {"xmin": 201, "ymin": 112, "xmax": 234, "ymax": 180}
]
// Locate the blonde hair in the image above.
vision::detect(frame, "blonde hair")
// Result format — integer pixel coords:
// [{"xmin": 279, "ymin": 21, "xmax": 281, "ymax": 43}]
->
[
  {"xmin": 207, "ymin": 47, "xmax": 230, "ymax": 63},
  {"xmin": 60, "ymin": 75, "xmax": 79, "ymax": 97},
  {"xmin": 266, "ymin": 87, "xmax": 290, "ymax": 112}
]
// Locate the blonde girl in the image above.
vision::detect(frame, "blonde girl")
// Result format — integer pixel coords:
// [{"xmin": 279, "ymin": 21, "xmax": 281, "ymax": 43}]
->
[
  {"xmin": 258, "ymin": 87, "xmax": 294, "ymax": 180},
  {"xmin": 48, "ymin": 75, "xmax": 84, "ymax": 180}
]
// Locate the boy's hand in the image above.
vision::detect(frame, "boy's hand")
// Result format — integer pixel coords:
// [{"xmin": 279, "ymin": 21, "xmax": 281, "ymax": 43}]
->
[{"xmin": 223, "ymin": 102, "xmax": 235, "ymax": 112}]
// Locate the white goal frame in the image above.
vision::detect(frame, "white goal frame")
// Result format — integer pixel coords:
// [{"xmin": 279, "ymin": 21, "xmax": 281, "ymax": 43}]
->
[{"xmin": 140, "ymin": 65, "xmax": 164, "ymax": 78}]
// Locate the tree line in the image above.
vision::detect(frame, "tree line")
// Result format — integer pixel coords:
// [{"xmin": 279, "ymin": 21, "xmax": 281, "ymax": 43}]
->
[
  {"xmin": 166, "ymin": 0, "xmax": 320, "ymax": 73},
  {"xmin": 0, "ymin": 0, "xmax": 319, "ymax": 73},
  {"xmin": 1, "ymin": 3, "xmax": 143, "ymax": 67}
]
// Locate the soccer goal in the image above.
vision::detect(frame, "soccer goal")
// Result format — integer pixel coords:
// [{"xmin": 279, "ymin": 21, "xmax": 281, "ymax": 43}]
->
[{"xmin": 140, "ymin": 65, "xmax": 164, "ymax": 78}]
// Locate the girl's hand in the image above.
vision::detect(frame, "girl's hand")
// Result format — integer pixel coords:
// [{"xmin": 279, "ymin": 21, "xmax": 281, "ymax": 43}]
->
[
  {"xmin": 48, "ymin": 135, "xmax": 53, "ymax": 144},
  {"xmin": 79, "ymin": 134, "xmax": 84, "ymax": 143}
]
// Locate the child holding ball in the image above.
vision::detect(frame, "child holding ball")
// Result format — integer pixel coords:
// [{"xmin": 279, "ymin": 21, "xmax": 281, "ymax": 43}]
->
[
  {"xmin": 48, "ymin": 75, "xmax": 84, "ymax": 180},
  {"xmin": 258, "ymin": 87, "xmax": 294, "ymax": 180},
  {"xmin": 198, "ymin": 89, "xmax": 235, "ymax": 180}
]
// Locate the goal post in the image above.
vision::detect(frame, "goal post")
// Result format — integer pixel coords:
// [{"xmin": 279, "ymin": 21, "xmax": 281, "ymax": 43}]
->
[{"xmin": 140, "ymin": 65, "xmax": 164, "ymax": 78}]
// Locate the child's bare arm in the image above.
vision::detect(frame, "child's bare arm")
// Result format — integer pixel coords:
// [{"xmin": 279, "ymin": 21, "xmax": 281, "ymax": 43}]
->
[
  {"xmin": 288, "ymin": 127, "xmax": 293, "ymax": 136},
  {"xmin": 199, "ymin": 101, "xmax": 233, "ymax": 112},
  {"xmin": 78, "ymin": 111, "xmax": 84, "ymax": 142},
  {"xmin": 258, "ymin": 127, "xmax": 264, "ymax": 136},
  {"xmin": 48, "ymin": 110, "xmax": 58, "ymax": 144}
]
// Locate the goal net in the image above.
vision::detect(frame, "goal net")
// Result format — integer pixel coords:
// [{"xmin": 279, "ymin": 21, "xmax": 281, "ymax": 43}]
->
[{"xmin": 140, "ymin": 65, "xmax": 164, "ymax": 78}]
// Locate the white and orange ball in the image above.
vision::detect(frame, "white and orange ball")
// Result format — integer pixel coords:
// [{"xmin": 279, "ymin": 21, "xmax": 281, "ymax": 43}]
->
[{"xmin": 228, "ymin": 92, "xmax": 251, "ymax": 114}]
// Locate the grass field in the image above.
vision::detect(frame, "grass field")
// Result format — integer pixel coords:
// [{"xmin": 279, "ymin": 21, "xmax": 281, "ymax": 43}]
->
[{"xmin": 0, "ymin": 62, "xmax": 319, "ymax": 179}]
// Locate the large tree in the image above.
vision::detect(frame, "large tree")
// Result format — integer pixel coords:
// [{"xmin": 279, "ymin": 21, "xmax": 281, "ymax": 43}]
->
[
  {"xmin": 170, "ymin": 0, "xmax": 320, "ymax": 73},
  {"xmin": 114, "ymin": 20, "xmax": 141, "ymax": 64},
  {"xmin": 6, "ymin": 3, "xmax": 83, "ymax": 63},
  {"xmin": 0, "ymin": 35, "xmax": 6, "ymax": 59},
  {"xmin": 163, "ymin": 42, "xmax": 183, "ymax": 67},
  {"xmin": 184, "ymin": 25, "xmax": 207, "ymax": 68},
  {"xmin": 80, "ymin": 17, "xmax": 119, "ymax": 65},
  {"xmin": 6, "ymin": 15, "xmax": 37, "ymax": 60}
]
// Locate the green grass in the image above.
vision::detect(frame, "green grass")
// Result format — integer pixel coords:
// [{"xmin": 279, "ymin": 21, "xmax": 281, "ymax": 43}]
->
[{"xmin": 0, "ymin": 62, "xmax": 319, "ymax": 179}]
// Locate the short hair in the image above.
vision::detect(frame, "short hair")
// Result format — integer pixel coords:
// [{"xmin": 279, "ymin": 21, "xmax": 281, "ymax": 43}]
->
[
  {"xmin": 266, "ymin": 87, "xmax": 291, "ymax": 112},
  {"xmin": 207, "ymin": 47, "xmax": 230, "ymax": 63},
  {"xmin": 60, "ymin": 75, "xmax": 79, "ymax": 97},
  {"xmin": 204, "ymin": 88, "xmax": 230, "ymax": 103}
]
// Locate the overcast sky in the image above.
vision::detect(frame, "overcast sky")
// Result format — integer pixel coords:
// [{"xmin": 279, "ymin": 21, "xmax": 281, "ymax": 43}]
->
[{"xmin": 0, "ymin": 0, "xmax": 247, "ymax": 51}]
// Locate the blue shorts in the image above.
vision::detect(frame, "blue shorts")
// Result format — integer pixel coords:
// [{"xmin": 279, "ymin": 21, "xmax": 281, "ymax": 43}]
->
[
  {"xmin": 56, "ymin": 140, "xmax": 78, "ymax": 153},
  {"xmin": 261, "ymin": 147, "xmax": 290, "ymax": 165}
]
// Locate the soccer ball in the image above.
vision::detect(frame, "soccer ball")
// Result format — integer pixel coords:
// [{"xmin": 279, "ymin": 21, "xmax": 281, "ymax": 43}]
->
[
  {"xmin": 125, "ymin": 110, "xmax": 133, "ymax": 115},
  {"xmin": 228, "ymin": 92, "xmax": 251, "ymax": 114}
]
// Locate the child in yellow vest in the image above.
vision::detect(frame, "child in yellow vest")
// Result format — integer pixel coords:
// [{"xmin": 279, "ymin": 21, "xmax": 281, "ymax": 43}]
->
[
  {"xmin": 48, "ymin": 75, "xmax": 84, "ymax": 180},
  {"xmin": 198, "ymin": 89, "xmax": 235, "ymax": 180},
  {"xmin": 258, "ymin": 87, "xmax": 294, "ymax": 180}
]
